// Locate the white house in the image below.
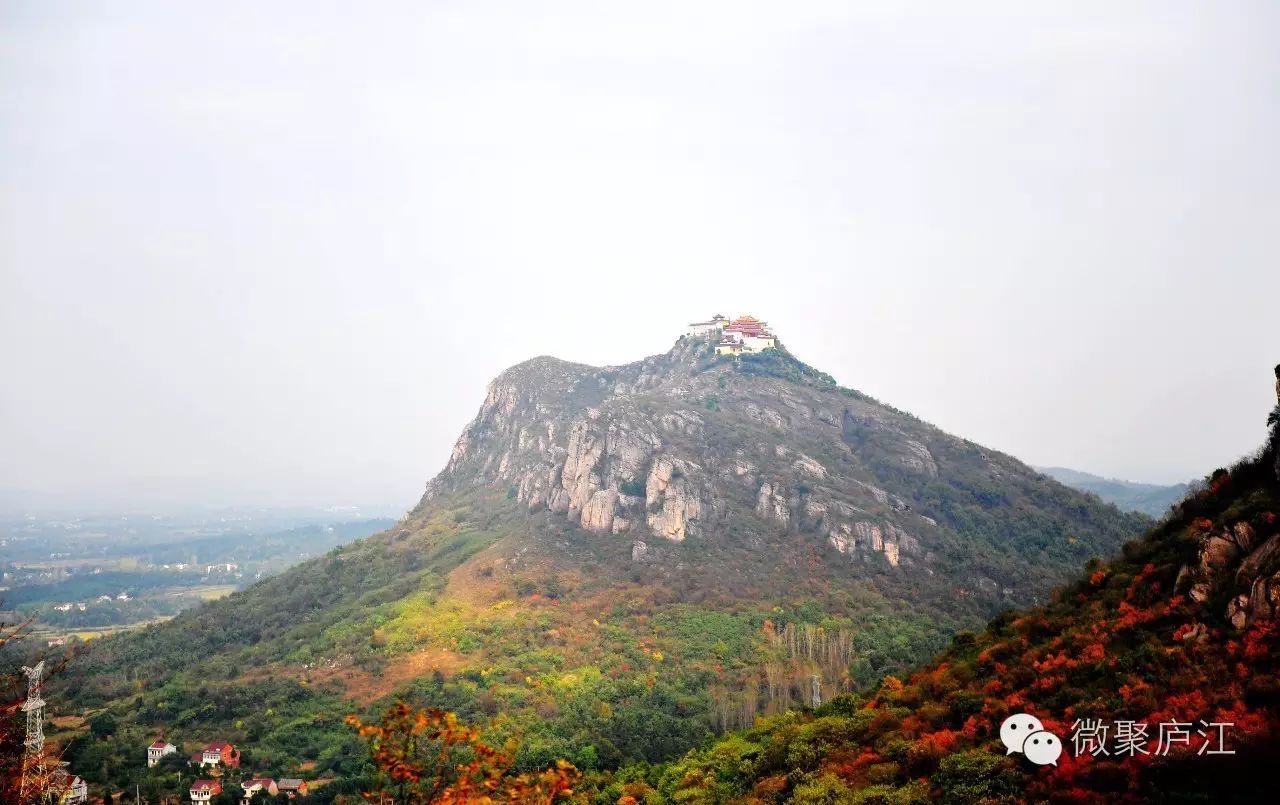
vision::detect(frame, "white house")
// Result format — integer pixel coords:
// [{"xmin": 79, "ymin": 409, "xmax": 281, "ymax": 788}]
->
[
  {"xmin": 65, "ymin": 776, "xmax": 88, "ymax": 805},
  {"xmin": 190, "ymin": 780, "xmax": 221, "ymax": 804},
  {"xmin": 148, "ymin": 740, "xmax": 177, "ymax": 768},
  {"xmin": 241, "ymin": 778, "xmax": 278, "ymax": 804}
]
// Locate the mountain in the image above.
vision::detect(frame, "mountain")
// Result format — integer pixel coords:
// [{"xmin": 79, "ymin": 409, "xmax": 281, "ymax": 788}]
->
[
  {"xmin": 421, "ymin": 337, "xmax": 1144, "ymax": 605},
  {"xmin": 31, "ymin": 334, "xmax": 1149, "ymax": 798},
  {"xmin": 1038, "ymin": 466, "xmax": 1191, "ymax": 518},
  {"xmin": 634, "ymin": 421, "xmax": 1280, "ymax": 803}
]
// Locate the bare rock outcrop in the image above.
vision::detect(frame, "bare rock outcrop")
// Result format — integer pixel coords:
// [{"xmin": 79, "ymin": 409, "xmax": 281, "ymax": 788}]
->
[
  {"xmin": 792, "ymin": 454, "xmax": 827, "ymax": 479},
  {"xmin": 581, "ymin": 490, "xmax": 621, "ymax": 534},
  {"xmin": 1179, "ymin": 519, "xmax": 1280, "ymax": 628},
  {"xmin": 646, "ymin": 457, "xmax": 703, "ymax": 542},
  {"xmin": 755, "ymin": 482, "xmax": 790, "ymax": 527}
]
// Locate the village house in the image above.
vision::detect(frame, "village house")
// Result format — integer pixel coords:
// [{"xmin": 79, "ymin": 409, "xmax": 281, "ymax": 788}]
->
[
  {"xmin": 148, "ymin": 739, "xmax": 177, "ymax": 767},
  {"xmin": 66, "ymin": 776, "xmax": 88, "ymax": 805},
  {"xmin": 190, "ymin": 740, "xmax": 240, "ymax": 768},
  {"xmin": 241, "ymin": 778, "xmax": 278, "ymax": 804},
  {"xmin": 190, "ymin": 780, "xmax": 221, "ymax": 804},
  {"xmin": 276, "ymin": 779, "xmax": 309, "ymax": 798}
]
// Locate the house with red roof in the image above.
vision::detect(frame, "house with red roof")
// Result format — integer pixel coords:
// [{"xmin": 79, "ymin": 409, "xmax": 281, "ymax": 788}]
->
[
  {"xmin": 190, "ymin": 740, "xmax": 240, "ymax": 768},
  {"xmin": 241, "ymin": 778, "xmax": 278, "ymax": 804},
  {"xmin": 190, "ymin": 779, "xmax": 221, "ymax": 804},
  {"xmin": 66, "ymin": 776, "xmax": 88, "ymax": 805}
]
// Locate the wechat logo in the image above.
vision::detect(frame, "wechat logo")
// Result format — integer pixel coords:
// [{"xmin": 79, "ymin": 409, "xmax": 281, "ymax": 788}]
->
[{"xmin": 1000, "ymin": 713, "xmax": 1062, "ymax": 766}]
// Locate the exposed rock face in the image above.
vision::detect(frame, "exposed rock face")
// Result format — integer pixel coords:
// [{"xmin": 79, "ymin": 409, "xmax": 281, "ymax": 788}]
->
[
  {"xmin": 1179, "ymin": 520, "xmax": 1280, "ymax": 628},
  {"xmin": 416, "ymin": 336, "xmax": 1148, "ymax": 594},
  {"xmin": 900, "ymin": 440, "xmax": 939, "ymax": 476},
  {"xmin": 821, "ymin": 519, "xmax": 919, "ymax": 566},
  {"xmin": 646, "ymin": 457, "xmax": 703, "ymax": 542},
  {"xmin": 755, "ymin": 482, "xmax": 790, "ymax": 527},
  {"xmin": 581, "ymin": 490, "xmax": 621, "ymax": 533},
  {"xmin": 792, "ymin": 454, "xmax": 827, "ymax": 479}
]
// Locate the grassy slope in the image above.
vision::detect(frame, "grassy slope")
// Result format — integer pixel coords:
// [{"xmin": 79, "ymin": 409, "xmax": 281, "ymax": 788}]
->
[{"xmin": 45, "ymin": 498, "xmax": 518, "ymax": 794}]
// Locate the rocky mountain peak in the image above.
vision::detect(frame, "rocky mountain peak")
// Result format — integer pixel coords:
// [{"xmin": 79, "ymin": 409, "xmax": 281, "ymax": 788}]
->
[{"xmin": 417, "ymin": 336, "xmax": 1148, "ymax": 600}]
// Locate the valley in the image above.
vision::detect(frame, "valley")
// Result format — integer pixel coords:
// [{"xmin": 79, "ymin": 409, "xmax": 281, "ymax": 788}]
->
[{"xmin": 0, "ymin": 510, "xmax": 395, "ymax": 645}]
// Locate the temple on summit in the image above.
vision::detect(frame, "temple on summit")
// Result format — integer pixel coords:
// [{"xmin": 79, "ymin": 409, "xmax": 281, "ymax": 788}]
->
[{"xmin": 686, "ymin": 314, "xmax": 778, "ymax": 355}]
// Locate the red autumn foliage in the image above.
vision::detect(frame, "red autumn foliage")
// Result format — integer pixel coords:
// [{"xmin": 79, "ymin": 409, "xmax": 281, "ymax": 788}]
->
[{"xmin": 346, "ymin": 702, "xmax": 578, "ymax": 804}]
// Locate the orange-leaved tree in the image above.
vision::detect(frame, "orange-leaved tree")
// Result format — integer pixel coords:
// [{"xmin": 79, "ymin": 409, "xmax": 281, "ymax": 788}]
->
[
  {"xmin": 1, "ymin": 614, "xmax": 38, "ymax": 804},
  {"xmin": 346, "ymin": 701, "xmax": 578, "ymax": 804}
]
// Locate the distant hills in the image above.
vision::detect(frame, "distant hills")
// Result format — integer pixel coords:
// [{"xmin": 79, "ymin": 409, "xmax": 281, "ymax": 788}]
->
[{"xmin": 1038, "ymin": 466, "xmax": 1192, "ymax": 518}]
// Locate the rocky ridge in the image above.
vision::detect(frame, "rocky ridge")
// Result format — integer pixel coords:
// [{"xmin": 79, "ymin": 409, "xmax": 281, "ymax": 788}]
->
[{"xmin": 419, "ymin": 336, "xmax": 1147, "ymax": 596}]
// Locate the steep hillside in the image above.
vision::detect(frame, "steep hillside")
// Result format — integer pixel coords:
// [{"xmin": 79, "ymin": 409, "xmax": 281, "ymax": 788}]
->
[
  {"xmin": 629, "ymin": 420, "xmax": 1280, "ymax": 804},
  {"xmin": 422, "ymin": 336, "xmax": 1144, "ymax": 601},
  {"xmin": 1039, "ymin": 466, "xmax": 1190, "ymax": 518},
  {"xmin": 30, "ymin": 336, "xmax": 1147, "ymax": 797}
]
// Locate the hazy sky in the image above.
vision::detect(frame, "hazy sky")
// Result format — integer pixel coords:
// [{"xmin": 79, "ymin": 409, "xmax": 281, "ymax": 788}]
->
[{"xmin": 2, "ymin": 2, "xmax": 1278, "ymax": 510}]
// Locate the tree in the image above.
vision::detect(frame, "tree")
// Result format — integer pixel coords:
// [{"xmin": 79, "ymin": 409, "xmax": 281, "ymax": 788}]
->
[
  {"xmin": 934, "ymin": 750, "xmax": 1021, "ymax": 804},
  {"xmin": 346, "ymin": 701, "xmax": 578, "ymax": 803},
  {"xmin": 212, "ymin": 788, "xmax": 239, "ymax": 805},
  {"xmin": 88, "ymin": 712, "xmax": 118, "ymax": 740}
]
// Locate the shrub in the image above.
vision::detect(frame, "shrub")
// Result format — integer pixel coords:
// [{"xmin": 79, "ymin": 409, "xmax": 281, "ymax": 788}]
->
[
  {"xmin": 934, "ymin": 750, "xmax": 1021, "ymax": 804},
  {"xmin": 620, "ymin": 481, "xmax": 647, "ymax": 497}
]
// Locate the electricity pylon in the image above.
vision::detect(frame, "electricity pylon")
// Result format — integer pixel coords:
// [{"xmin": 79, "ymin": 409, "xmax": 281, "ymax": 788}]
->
[
  {"xmin": 19, "ymin": 661, "xmax": 71, "ymax": 805},
  {"xmin": 19, "ymin": 661, "xmax": 48, "ymax": 802}
]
